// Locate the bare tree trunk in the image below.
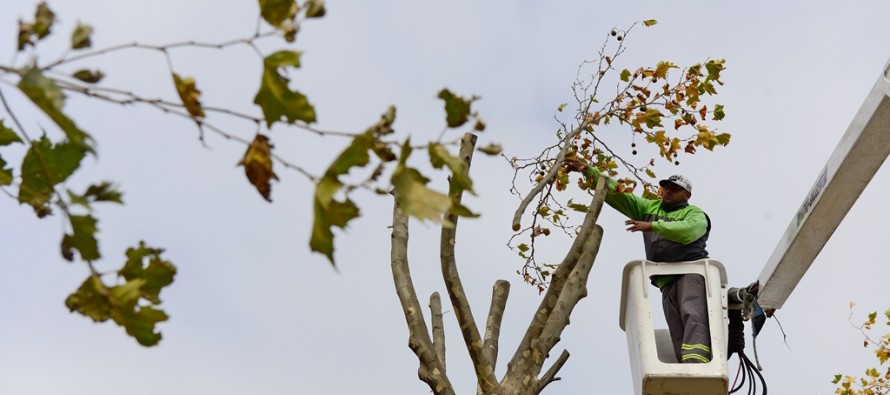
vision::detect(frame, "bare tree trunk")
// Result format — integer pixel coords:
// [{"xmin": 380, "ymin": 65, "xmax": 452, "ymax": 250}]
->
[{"xmin": 390, "ymin": 132, "xmax": 609, "ymax": 395}]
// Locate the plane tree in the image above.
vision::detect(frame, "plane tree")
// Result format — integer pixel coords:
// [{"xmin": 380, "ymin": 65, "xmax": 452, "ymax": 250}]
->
[{"xmin": 1, "ymin": 2, "xmax": 731, "ymax": 393}]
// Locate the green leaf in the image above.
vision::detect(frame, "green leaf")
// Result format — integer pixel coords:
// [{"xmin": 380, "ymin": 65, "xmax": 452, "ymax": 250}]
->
[
  {"xmin": 18, "ymin": 67, "xmax": 94, "ymax": 152},
  {"xmin": 61, "ymin": 214, "xmax": 100, "ymax": 262},
  {"xmin": 66, "ymin": 275, "xmax": 112, "ymax": 322},
  {"xmin": 654, "ymin": 61, "xmax": 677, "ymax": 80},
  {"xmin": 310, "ymin": 133, "xmax": 374, "ymax": 264},
  {"xmin": 72, "ymin": 69, "xmax": 104, "ymax": 84},
  {"xmin": 365, "ymin": 105, "xmax": 397, "ymax": 136},
  {"xmin": 110, "ymin": 279, "xmax": 146, "ymax": 308},
  {"xmin": 620, "ymin": 69, "xmax": 631, "ymax": 82},
  {"xmin": 254, "ymin": 51, "xmax": 316, "ymax": 127},
  {"xmin": 18, "ymin": 21, "xmax": 33, "ymax": 50},
  {"xmin": 119, "ymin": 242, "xmax": 176, "ymax": 304},
  {"xmin": 112, "ymin": 305, "xmax": 169, "ymax": 347},
  {"xmin": 0, "ymin": 156, "xmax": 13, "ymax": 186},
  {"xmin": 0, "ymin": 120, "xmax": 22, "ymax": 145},
  {"xmin": 642, "ymin": 108, "xmax": 664, "ymax": 129},
  {"xmin": 517, "ymin": 243, "xmax": 529, "ymax": 252},
  {"xmin": 172, "ymin": 73, "xmax": 205, "ymax": 118},
  {"xmin": 325, "ymin": 133, "xmax": 373, "ymax": 177},
  {"xmin": 84, "ymin": 182, "xmax": 123, "ymax": 204},
  {"xmin": 643, "ymin": 19, "xmax": 658, "ymax": 27},
  {"xmin": 68, "ymin": 254, "xmax": 173, "ymax": 347},
  {"xmin": 18, "ymin": 137, "xmax": 87, "ymax": 216},
  {"xmin": 305, "ymin": 0, "xmax": 326, "ymax": 18},
  {"xmin": 33, "ymin": 2, "xmax": 56, "ymax": 39},
  {"xmin": 71, "ymin": 22, "xmax": 93, "ymax": 49},
  {"xmin": 428, "ymin": 143, "xmax": 474, "ymax": 195},
  {"xmin": 437, "ymin": 89, "xmax": 474, "ymax": 128},
  {"xmin": 238, "ymin": 134, "xmax": 278, "ymax": 201},
  {"xmin": 266, "ymin": 50, "xmax": 301, "ymax": 68},
  {"xmin": 258, "ymin": 0, "xmax": 298, "ymax": 28},
  {"xmin": 832, "ymin": 374, "xmax": 842, "ymax": 384},
  {"xmin": 310, "ymin": 182, "xmax": 360, "ymax": 263},
  {"xmin": 568, "ymin": 203, "xmax": 589, "ymax": 213},
  {"xmin": 67, "ymin": 182, "xmax": 124, "ymax": 207},
  {"xmin": 392, "ymin": 140, "xmax": 453, "ymax": 222},
  {"xmin": 716, "ymin": 133, "xmax": 731, "ymax": 146},
  {"xmin": 713, "ymin": 104, "xmax": 726, "ymax": 121},
  {"xmin": 705, "ymin": 59, "xmax": 726, "ymax": 83}
]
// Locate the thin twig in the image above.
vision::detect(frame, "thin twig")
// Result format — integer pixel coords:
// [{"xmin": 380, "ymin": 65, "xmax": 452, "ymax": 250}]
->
[{"xmin": 41, "ymin": 32, "xmax": 279, "ymax": 70}]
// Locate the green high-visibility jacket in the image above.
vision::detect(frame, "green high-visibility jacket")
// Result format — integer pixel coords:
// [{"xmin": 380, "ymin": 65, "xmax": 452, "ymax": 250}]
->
[{"xmin": 584, "ymin": 166, "xmax": 710, "ymax": 263}]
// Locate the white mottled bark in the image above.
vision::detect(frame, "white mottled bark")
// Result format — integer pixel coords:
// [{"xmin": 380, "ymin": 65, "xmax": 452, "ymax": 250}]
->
[
  {"xmin": 391, "ymin": 196, "xmax": 453, "ymax": 395},
  {"xmin": 392, "ymin": 132, "xmax": 611, "ymax": 395}
]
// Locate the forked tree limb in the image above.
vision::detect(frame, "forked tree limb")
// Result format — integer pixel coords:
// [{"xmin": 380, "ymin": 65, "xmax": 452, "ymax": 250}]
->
[
  {"xmin": 439, "ymin": 133, "xmax": 499, "ymax": 392},
  {"xmin": 503, "ymin": 176, "xmax": 608, "ymax": 392},
  {"xmin": 506, "ymin": 176, "xmax": 608, "ymax": 373},
  {"xmin": 536, "ymin": 224, "xmax": 603, "ymax": 364},
  {"xmin": 391, "ymin": 197, "xmax": 453, "ymax": 395}
]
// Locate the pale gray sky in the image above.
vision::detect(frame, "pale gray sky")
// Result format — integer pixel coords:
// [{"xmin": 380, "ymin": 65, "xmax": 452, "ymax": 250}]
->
[{"xmin": 1, "ymin": 1, "xmax": 889, "ymax": 394}]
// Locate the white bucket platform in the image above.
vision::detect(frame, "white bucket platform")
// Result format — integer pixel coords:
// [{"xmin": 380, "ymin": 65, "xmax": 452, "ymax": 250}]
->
[{"xmin": 619, "ymin": 259, "xmax": 730, "ymax": 395}]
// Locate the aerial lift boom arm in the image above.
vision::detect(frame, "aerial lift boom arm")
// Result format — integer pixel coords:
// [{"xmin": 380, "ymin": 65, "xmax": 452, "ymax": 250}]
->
[{"xmin": 757, "ymin": 60, "xmax": 890, "ymax": 310}]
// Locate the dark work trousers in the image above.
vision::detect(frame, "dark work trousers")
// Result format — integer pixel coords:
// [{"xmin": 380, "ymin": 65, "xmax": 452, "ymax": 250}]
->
[{"xmin": 661, "ymin": 274, "xmax": 712, "ymax": 363}]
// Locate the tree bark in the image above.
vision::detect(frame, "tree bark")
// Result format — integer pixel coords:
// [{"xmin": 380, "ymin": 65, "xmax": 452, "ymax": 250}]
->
[
  {"xmin": 431, "ymin": 292, "xmax": 446, "ymax": 373},
  {"xmin": 391, "ymin": 196, "xmax": 454, "ymax": 395},
  {"xmin": 439, "ymin": 133, "xmax": 499, "ymax": 392},
  {"xmin": 501, "ymin": 176, "xmax": 608, "ymax": 394},
  {"xmin": 391, "ymin": 133, "xmax": 612, "ymax": 395}
]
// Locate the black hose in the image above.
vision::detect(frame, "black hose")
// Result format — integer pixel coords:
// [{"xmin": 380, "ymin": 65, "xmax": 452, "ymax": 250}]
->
[{"xmin": 728, "ymin": 308, "xmax": 745, "ymax": 356}]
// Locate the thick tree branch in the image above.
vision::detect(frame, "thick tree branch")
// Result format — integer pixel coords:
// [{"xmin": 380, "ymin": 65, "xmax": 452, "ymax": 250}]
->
[
  {"xmin": 507, "ymin": 176, "xmax": 607, "ymax": 371},
  {"xmin": 503, "ymin": 176, "xmax": 607, "ymax": 391},
  {"xmin": 483, "ymin": 280, "xmax": 510, "ymax": 368},
  {"xmin": 536, "ymin": 349, "xmax": 570, "ymax": 394},
  {"xmin": 391, "ymin": 197, "xmax": 453, "ymax": 395},
  {"xmin": 536, "ymin": 223, "xmax": 603, "ymax": 361},
  {"xmin": 476, "ymin": 280, "xmax": 510, "ymax": 395},
  {"xmin": 439, "ymin": 133, "xmax": 498, "ymax": 391},
  {"xmin": 430, "ymin": 292, "xmax": 446, "ymax": 374}
]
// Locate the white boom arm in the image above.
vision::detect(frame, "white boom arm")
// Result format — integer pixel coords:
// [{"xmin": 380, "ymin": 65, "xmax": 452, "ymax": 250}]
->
[{"xmin": 757, "ymin": 59, "xmax": 890, "ymax": 310}]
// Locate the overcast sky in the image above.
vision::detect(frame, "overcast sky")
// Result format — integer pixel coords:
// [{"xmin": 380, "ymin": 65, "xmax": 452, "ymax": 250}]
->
[{"xmin": 2, "ymin": 1, "xmax": 889, "ymax": 394}]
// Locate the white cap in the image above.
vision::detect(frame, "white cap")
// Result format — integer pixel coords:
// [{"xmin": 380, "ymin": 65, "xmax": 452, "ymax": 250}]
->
[{"xmin": 659, "ymin": 174, "xmax": 692, "ymax": 193}]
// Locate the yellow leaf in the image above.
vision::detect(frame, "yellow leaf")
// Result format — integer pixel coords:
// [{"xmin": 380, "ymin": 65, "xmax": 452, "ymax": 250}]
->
[
  {"xmin": 172, "ymin": 73, "xmax": 205, "ymax": 118},
  {"xmin": 654, "ymin": 61, "xmax": 677, "ymax": 80},
  {"xmin": 238, "ymin": 134, "xmax": 278, "ymax": 201}
]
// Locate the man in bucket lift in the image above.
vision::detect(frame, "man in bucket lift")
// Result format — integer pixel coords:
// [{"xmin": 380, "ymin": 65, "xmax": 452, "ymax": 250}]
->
[{"xmin": 565, "ymin": 157, "xmax": 713, "ymax": 364}]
